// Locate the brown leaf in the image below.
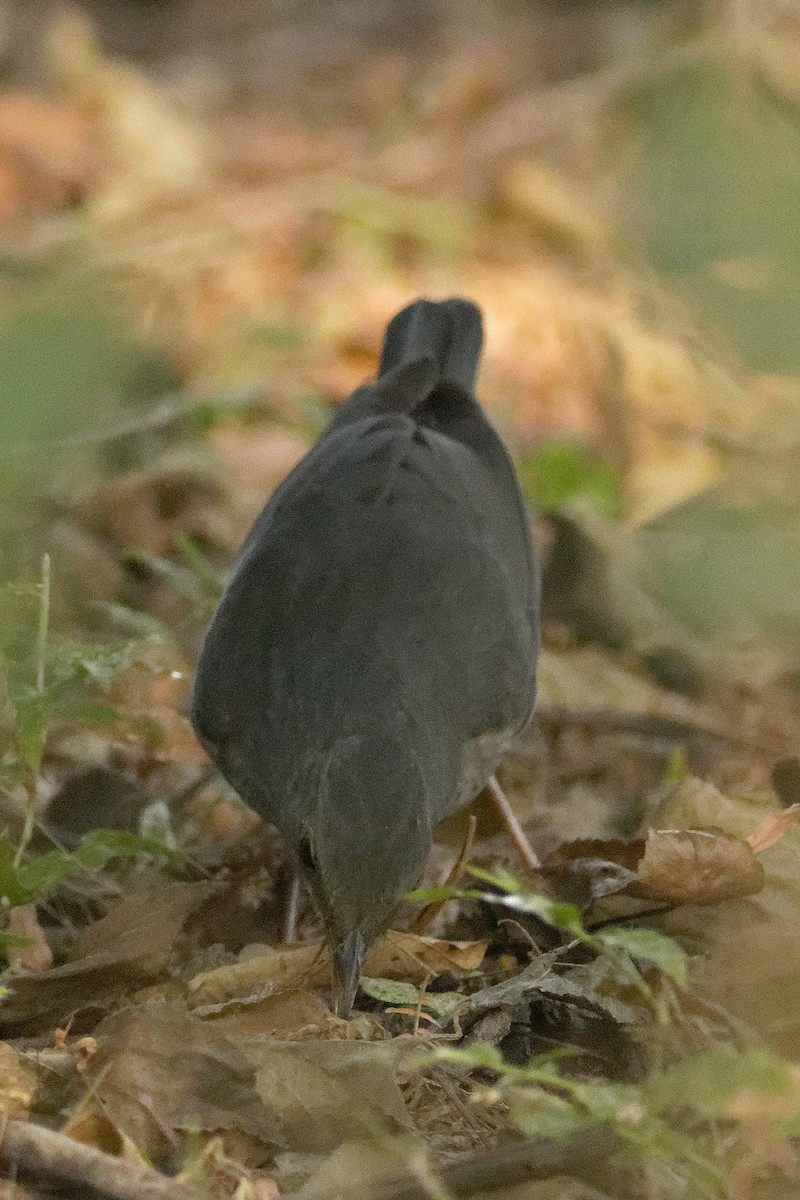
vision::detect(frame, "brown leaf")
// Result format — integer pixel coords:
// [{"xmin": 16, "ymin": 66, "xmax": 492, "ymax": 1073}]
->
[
  {"xmin": 365, "ymin": 932, "xmax": 488, "ymax": 979},
  {"xmin": 542, "ymin": 824, "xmax": 764, "ymax": 907},
  {"xmin": 294, "ymin": 1134, "xmax": 422, "ymax": 1199},
  {"xmin": 246, "ymin": 1040, "xmax": 413, "ymax": 1154},
  {"xmin": 203, "ymin": 989, "xmax": 331, "ymax": 1037},
  {"xmin": 0, "ymin": 1043, "xmax": 36, "ymax": 1120},
  {"xmin": 70, "ymin": 881, "xmax": 218, "ymax": 969},
  {"xmin": 6, "ymin": 904, "xmax": 53, "ymax": 973},
  {"xmin": 0, "ymin": 882, "xmax": 217, "ymax": 1032},
  {"xmin": 76, "ymin": 1002, "xmax": 276, "ymax": 1165},
  {"xmin": 188, "ymin": 933, "xmax": 488, "ymax": 1014},
  {"xmin": 747, "ymin": 803, "xmax": 800, "ymax": 854},
  {"xmin": 635, "ymin": 828, "xmax": 764, "ymax": 904},
  {"xmin": 656, "ymin": 777, "xmax": 800, "ymax": 1055},
  {"xmin": 188, "ymin": 943, "xmax": 329, "ymax": 1013}
]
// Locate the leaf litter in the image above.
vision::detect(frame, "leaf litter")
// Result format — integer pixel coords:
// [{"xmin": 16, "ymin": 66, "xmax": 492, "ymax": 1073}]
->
[{"xmin": 3, "ymin": 5, "xmax": 800, "ymax": 1199}]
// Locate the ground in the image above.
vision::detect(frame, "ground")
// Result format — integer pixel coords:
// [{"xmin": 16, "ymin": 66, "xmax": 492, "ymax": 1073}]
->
[{"xmin": 1, "ymin": 2, "xmax": 800, "ymax": 1198}]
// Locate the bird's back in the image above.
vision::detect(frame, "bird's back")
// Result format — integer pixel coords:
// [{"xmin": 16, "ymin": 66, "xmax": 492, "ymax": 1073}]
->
[{"xmin": 192, "ymin": 299, "xmax": 539, "ymax": 841}]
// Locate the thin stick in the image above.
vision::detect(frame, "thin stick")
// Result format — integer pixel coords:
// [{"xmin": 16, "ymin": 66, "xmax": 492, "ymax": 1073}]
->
[
  {"xmin": 0, "ymin": 1118, "xmax": 203, "ymax": 1200},
  {"xmin": 282, "ymin": 871, "xmax": 302, "ymax": 944},
  {"xmin": 325, "ymin": 1128, "xmax": 622, "ymax": 1200},
  {"xmin": 14, "ymin": 555, "xmax": 52, "ymax": 869},
  {"xmin": 413, "ymin": 814, "xmax": 477, "ymax": 934},
  {"xmin": 485, "ymin": 776, "xmax": 540, "ymax": 871},
  {"xmin": 35, "ymin": 553, "xmax": 51, "ymax": 697}
]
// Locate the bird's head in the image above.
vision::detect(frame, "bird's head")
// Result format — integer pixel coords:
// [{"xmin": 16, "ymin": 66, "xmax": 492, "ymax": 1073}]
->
[{"xmin": 290, "ymin": 732, "xmax": 433, "ymax": 1015}]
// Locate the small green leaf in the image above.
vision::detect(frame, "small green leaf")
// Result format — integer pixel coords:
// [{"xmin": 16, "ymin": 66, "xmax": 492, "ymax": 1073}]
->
[
  {"xmin": 10, "ymin": 689, "xmax": 47, "ymax": 773},
  {"xmin": 509, "ymin": 1091, "xmax": 608, "ymax": 1141},
  {"xmin": 483, "ymin": 889, "xmax": 585, "ymax": 933},
  {"xmin": 0, "ymin": 829, "xmax": 181, "ymax": 906},
  {"xmin": 593, "ymin": 927, "xmax": 688, "ymax": 989},
  {"xmin": 466, "ymin": 864, "xmax": 522, "ymax": 892},
  {"xmin": 360, "ymin": 977, "xmax": 463, "ymax": 1019},
  {"xmin": 429, "ymin": 1043, "xmax": 508, "ymax": 1073},
  {"xmin": 405, "ymin": 884, "xmax": 464, "ymax": 903}
]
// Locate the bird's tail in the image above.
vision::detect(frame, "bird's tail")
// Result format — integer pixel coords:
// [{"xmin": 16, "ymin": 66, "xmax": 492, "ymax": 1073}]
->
[{"xmin": 378, "ymin": 298, "xmax": 483, "ymax": 392}]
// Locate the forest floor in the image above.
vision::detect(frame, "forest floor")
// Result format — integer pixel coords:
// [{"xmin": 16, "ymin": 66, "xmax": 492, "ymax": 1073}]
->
[{"xmin": 2, "ymin": 4, "xmax": 800, "ymax": 1199}]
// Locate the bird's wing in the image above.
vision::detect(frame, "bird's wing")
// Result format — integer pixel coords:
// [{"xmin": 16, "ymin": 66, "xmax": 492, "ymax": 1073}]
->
[{"xmin": 192, "ymin": 413, "xmax": 536, "ymax": 811}]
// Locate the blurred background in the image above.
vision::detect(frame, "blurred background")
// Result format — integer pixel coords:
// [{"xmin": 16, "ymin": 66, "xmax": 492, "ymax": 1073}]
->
[{"xmin": 3, "ymin": 0, "xmax": 800, "ymax": 684}]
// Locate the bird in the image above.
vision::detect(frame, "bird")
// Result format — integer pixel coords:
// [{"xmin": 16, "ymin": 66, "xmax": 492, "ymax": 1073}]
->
[{"xmin": 191, "ymin": 297, "xmax": 540, "ymax": 1015}]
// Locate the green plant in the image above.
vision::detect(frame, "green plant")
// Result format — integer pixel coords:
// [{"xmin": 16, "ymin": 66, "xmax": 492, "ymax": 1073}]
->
[
  {"xmin": 409, "ymin": 866, "xmax": 687, "ymax": 1019},
  {"xmin": 423, "ymin": 1041, "xmax": 800, "ymax": 1197}
]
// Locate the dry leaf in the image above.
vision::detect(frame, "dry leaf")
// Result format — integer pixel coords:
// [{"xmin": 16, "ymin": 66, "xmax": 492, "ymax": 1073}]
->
[
  {"xmin": 0, "ymin": 1043, "xmax": 36, "ymax": 1120},
  {"xmin": 299, "ymin": 1134, "xmax": 424, "ymax": 1199},
  {"xmin": 0, "ymin": 882, "xmax": 217, "ymax": 1032},
  {"xmin": 189, "ymin": 933, "xmax": 487, "ymax": 1013},
  {"xmin": 204, "ymin": 990, "xmax": 331, "ymax": 1037},
  {"xmin": 656, "ymin": 777, "xmax": 800, "ymax": 1055},
  {"xmin": 70, "ymin": 881, "xmax": 217, "ymax": 969},
  {"xmin": 542, "ymin": 824, "xmax": 763, "ymax": 907},
  {"xmin": 246, "ymin": 1040, "xmax": 413, "ymax": 1154},
  {"xmin": 636, "ymin": 828, "xmax": 764, "ymax": 904},
  {"xmin": 188, "ymin": 943, "xmax": 329, "ymax": 1013},
  {"xmin": 195, "ymin": 1138, "xmax": 281, "ymax": 1200},
  {"xmin": 6, "ymin": 903, "xmax": 54, "ymax": 973},
  {"xmin": 365, "ymin": 932, "xmax": 488, "ymax": 979},
  {"xmin": 76, "ymin": 1002, "xmax": 275, "ymax": 1165},
  {"xmin": 62, "ymin": 1108, "xmax": 149, "ymax": 1161},
  {"xmin": 747, "ymin": 803, "xmax": 800, "ymax": 853}
]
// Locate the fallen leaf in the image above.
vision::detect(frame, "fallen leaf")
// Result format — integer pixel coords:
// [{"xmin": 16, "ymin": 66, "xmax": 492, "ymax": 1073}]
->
[
  {"xmin": 0, "ymin": 882, "xmax": 217, "ymax": 1032},
  {"xmin": 188, "ymin": 943, "xmax": 329, "ymax": 1013},
  {"xmin": 203, "ymin": 989, "xmax": 331, "ymax": 1037},
  {"xmin": 636, "ymin": 828, "xmax": 764, "ymax": 904},
  {"xmin": 70, "ymin": 880, "xmax": 217, "ymax": 969},
  {"xmin": 6, "ymin": 904, "xmax": 53, "ymax": 973},
  {"xmin": 359, "ymin": 978, "xmax": 464, "ymax": 1021},
  {"xmin": 195, "ymin": 1138, "xmax": 281, "ymax": 1200},
  {"xmin": 459, "ymin": 950, "xmax": 641, "ymax": 1032},
  {"xmin": 541, "ymin": 825, "xmax": 763, "ymax": 907},
  {"xmin": 0, "ymin": 1043, "xmax": 36, "ymax": 1120},
  {"xmin": 298, "ymin": 1134, "xmax": 424, "ymax": 1199},
  {"xmin": 747, "ymin": 803, "xmax": 800, "ymax": 854},
  {"xmin": 366, "ymin": 932, "xmax": 488, "ymax": 978},
  {"xmin": 74, "ymin": 1002, "xmax": 275, "ymax": 1166},
  {"xmin": 188, "ymin": 933, "xmax": 487, "ymax": 1013},
  {"xmin": 656, "ymin": 777, "xmax": 800, "ymax": 1055},
  {"xmin": 246, "ymin": 1039, "xmax": 413, "ymax": 1153}
]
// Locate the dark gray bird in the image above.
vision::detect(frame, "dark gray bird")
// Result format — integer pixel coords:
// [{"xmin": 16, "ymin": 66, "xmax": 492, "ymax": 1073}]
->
[{"xmin": 191, "ymin": 298, "xmax": 539, "ymax": 1014}]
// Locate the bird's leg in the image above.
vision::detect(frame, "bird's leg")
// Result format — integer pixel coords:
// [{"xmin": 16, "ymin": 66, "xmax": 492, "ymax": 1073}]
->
[
  {"xmin": 485, "ymin": 775, "xmax": 541, "ymax": 871},
  {"xmin": 282, "ymin": 870, "xmax": 302, "ymax": 944}
]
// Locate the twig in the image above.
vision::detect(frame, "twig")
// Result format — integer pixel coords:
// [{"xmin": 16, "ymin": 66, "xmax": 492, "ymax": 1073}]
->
[
  {"xmin": 282, "ymin": 870, "xmax": 302, "ymax": 944},
  {"xmin": 331, "ymin": 1128, "xmax": 622, "ymax": 1200},
  {"xmin": 413, "ymin": 814, "xmax": 477, "ymax": 935},
  {"xmin": 484, "ymin": 777, "xmax": 540, "ymax": 871},
  {"xmin": 0, "ymin": 1119, "xmax": 204, "ymax": 1200},
  {"xmin": 529, "ymin": 703, "xmax": 786, "ymax": 756}
]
